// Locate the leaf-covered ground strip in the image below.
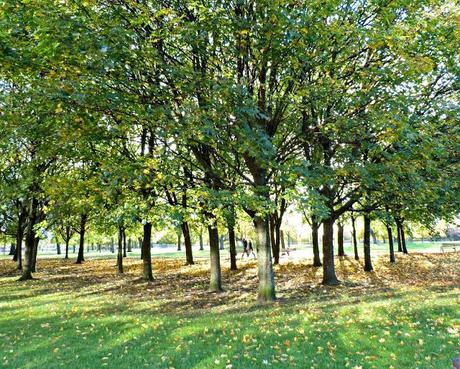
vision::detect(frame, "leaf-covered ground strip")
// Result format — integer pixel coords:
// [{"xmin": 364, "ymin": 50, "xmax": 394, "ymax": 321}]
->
[{"xmin": 1, "ymin": 253, "xmax": 459, "ymax": 369}]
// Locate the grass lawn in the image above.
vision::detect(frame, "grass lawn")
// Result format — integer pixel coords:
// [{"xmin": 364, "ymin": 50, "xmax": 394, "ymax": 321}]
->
[{"xmin": 0, "ymin": 253, "xmax": 459, "ymax": 369}]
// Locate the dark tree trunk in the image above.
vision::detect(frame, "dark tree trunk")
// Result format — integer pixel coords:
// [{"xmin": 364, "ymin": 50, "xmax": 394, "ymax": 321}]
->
[
  {"xmin": 386, "ymin": 225, "xmax": 396, "ymax": 263},
  {"xmin": 280, "ymin": 230, "xmax": 286, "ymax": 251},
  {"xmin": 65, "ymin": 239, "xmax": 69, "ymax": 259},
  {"xmin": 254, "ymin": 215, "xmax": 276, "ymax": 301},
  {"xmin": 275, "ymin": 222, "xmax": 281, "ymax": 259},
  {"xmin": 15, "ymin": 225, "xmax": 24, "ymax": 270},
  {"xmin": 31, "ymin": 237, "xmax": 39, "ymax": 273},
  {"xmin": 370, "ymin": 229, "xmax": 378, "ymax": 244},
  {"xmin": 127, "ymin": 238, "xmax": 132, "ymax": 252},
  {"xmin": 142, "ymin": 222, "xmax": 154, "ymax": 281},
  {"xmin": 177, "ymin": 232, "xmax": 181, "ymax": 251},
  {"xmin": 396, "ymin": 222, "xmax": 403, "ymax": 252},
  {"xmin": 56, "ymin": 242, "xmax": 61, "ymax": 255},
  {"xmin": 311, "ymin": 219, "xmax": 322, "ymax": 267},
  {"xmin": 76, "ymin": 214, "xmax": 87, "ymax": 264},
  {"xmin": 110, "ymin": 237, "xmax": 115, "ymax": 254},
  {"xmin": 228, "ymin": 224, "xmax": 237, "ymax": 270},
  {"xmin": 351, "ymin": 216, "xmax": 359, "ymax": 260},
  {"xmin": 208, "ymin": 225, "xmax": 222, "ymax": 292},
  {"xmin": 117, "ymin": 226, "xmax": 124, "ymax": 274},
  {"xmin": 9, "ymin": 243, "xmax": 15, "ymax": 256},
  {"xmin": 322, "ymin": 217, "xmax": 339, "ymax": 285},
  {"xmin": 400, "ymin": 222, "xmax": 408, "ymax": 254},
  {"xmin": 181, "ymin": 221, "xmax": 194, "ymax": 265},
  {"xmin": 363, "ymin": 215, "xmax": 373, "ymax": 272},
  {"xmin": 122, "ymin": 229, "xmax": 127, "ymax": 257},
  {"xmin": 19, "ymin": 198, "xmax": 38, "ymax": 281},
  {"xmin": 337, "ymin": 223, "xmax": 345, "ymax": 256},
  {"xmin": 199, "ymin": 230, "xmax": 204, "ymax": 251}
]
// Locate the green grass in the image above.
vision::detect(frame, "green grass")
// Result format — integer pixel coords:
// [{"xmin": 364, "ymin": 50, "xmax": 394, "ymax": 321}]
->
[{"xmin": 0, "ymin": 255, "xmax": 459, "ymax": 369}]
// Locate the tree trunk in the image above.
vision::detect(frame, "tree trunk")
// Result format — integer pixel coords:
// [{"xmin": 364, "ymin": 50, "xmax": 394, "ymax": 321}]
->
[
  {"xmin": 139, "ymin": 237, "xmax": 144, "ymax": 259},
  {"xmin": 117, "ymin": 226, "xmax": 124, "ymax": 274},
  {"xmin": 280, "ymin": 230, "xmax": 286, "ymax": 251},
  {"xmin": 400, "ymin": 223, "xmax": 408, "ymax": 254},
  {"xmin": 31, "ymin": 237, "xmax": 39, "ymax": 272},
  {"xmin": 311, "ymin": 220, "xmax": 322, "ymax": 267},
  {"xmin": 199, "ymin": 230, "xmax": 204, "ymax": 251},
  {"xmin": 65, "ymin": 239, "xmax": 69, "ymax": 259},
  {"xmin": 275, "ymin": 222, "xmax": 281, "ymax": 260},
  {"xmin": 337, "ymin": 223, "xmax": 345, "ymax": 256},
  {"xmin": 110, "ymin": 237, "xmax": 115, "ymax": 254},
  {"xmin": 142, "ymin": 222, "xmax": 154, "ymax": 281},
  {"xmin": 181, "ymin": 221, "xmax": 194, "ymax": 265},
  {"xmin": 15, "ymin": 225, "xmax": 24, "ymax": 270},
  {"xmin": 19, "ymin": 197, "xmax": 38, "ymax": 281},
  {"xmin": 386, "ymin": 225, "xmax": 396, "ymax": 263},
  {"xmin": 127, "ymin": 238, "xmax": 132, "ymax": 252},
  {"xmin": 177, "ymin": 232, "xmax": 182, "ymax": 251},
  {"xmin": 122, "ymin": 229, "xmax": 127, "ymax": 258},
  {"xmin": 269, "ymin": 216, "xmax": 279, "ymax": 265},
  {"xmin": 56, "ymin": 242, "xmax": 61, "ymax": 255},
  {"xmin": 322, "ymin": 217, "xmax": 339, "ymax": 285},
  {"xmin": 351, "ymin": 216, "xmax": 359, "ymax": 260},
  {"xmin": 396, "ymin": 222, "xmax": 403, "ymax": 252},
  {"xmin": 254, "ymin": 215, "xmax": 276, "ymax": 301},
  {"xmin": 208, "ymin": 225, "xmax": 222, "ymax": 292},
  {"xmin": 370, "ymin": 229, "xmax": 378, "ymax": 244},
  {"xmin": 228, "ymin": 224, "xmax": 237, "ymax": 270},
  {"xmin": 363, "ymin": 215, "xmax": 373, "ymax": 272},
  {"xmin": 76, "ymin": 214, "xmax": 87, "ymax": 264},
  {"xmin": 9, "ymin": 243, "xmax": 15, "ymax": 256}
]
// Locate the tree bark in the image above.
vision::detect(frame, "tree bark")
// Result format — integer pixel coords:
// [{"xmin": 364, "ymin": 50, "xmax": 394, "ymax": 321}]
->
[
  {"xmin": 15, "ymin": 224, "xmax": 24, "ymax": 270},
  {"xmin": 181, "ymin": 221, "xmax": 194, "ymax": 265},
  {"xmin": 56, "ymin": 242, "xmax": 61, "ymax": 255},
  {"xmin": 19, "ymin": 197, "xmax": 38, "ymax": 281},
  {"xmin": 280, "ymin": 230, "xmax": 286, "ymax": 251},
  {"xmin": 75, "ymin": 214, "xmax": 87, "ymax": 264},
  {"xmin": 370, "ymin": 229, "xmax": 378, "ymax": 244},
  {"xmin": 363, "ymin": 215, "xmax": 373, "ymax": 272},
  {"xmin": 142, "ymin": 222, "xmax": 154, "ymax": 281},
  {"xmin": 396, "ymin": 221, "xmax": 403, "ymax": 252},
  {"xmin": 117, "ymin": 226, "xmax": 124, "ymax": 274},
  {"xmin": 228, "ymin": 224, "xmax": 237, "ymax": 270},
  {"xmin": 208, "ymin": 225, "xmax": 222, "ymax": 292},
  {"xmin": 351, "ymin": 215, "xmax": 359, "ymax": 260},
  {"xmin": 254, "ymin": 215, "xmax": 276, "ymax": 301},
  {"xmin": 322, "ymin": 217, "xmax": 339, "ymax": 285},
  {"xmin": 127, "ymin": 238, "xmax": 132, "ymax": 252},
  {"xmin": 400, "ymin": 222, "xmax": 408, "ymax": 254},
  {"xmin": 122, "ymin": 229, "xmax": 127, "ymax": 257},
  {"xmin": 31, "ymin": 237, "xmax": 39, "ymax": 273},
  {"xmin": 9, "ymin": 243, "xmax": 15, "ymax": 256},
  {"xmin": 177, "ymin": 232, "xmax": 181, "ymax": 251},
  {"xmin": 337, "ymin": 223, "xmax": 345, "ymax": 256},
  {"xmin": 386, "ymin": 225, "xmax": 396, "ymax": 263},
  {"xmin": 311, "ymin": 219, "xmax": 322, "ymax": 267},
  {"xmin": 269, "ymin": 216, "xmax": 280, "ymax": 265},
  {"xmin": 65, "ymin": 239, "xmax": 69, "ymax": 259},
  {"xmin": 199, "ymin": 230, "xmax": 204, "ymax": 251},
  {"xmin": 139, "ymin": 237, "xmax": 144, "ymax": 259}
]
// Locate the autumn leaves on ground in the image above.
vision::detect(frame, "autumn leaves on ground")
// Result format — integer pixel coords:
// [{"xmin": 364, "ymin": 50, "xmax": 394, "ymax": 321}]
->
[{"xmin": 1, "ymin": 253, "xmax": 459, "ymax": 369}]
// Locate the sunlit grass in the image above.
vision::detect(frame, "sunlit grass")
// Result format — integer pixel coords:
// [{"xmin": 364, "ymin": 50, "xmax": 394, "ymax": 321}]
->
[{"xmin": 1, "ymin": 254, "xmax": 459, "ymax": 368}]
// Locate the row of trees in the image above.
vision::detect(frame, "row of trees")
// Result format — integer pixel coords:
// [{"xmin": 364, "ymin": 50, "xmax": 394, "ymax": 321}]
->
[{"xmin": 0, "ymin": 0, "xmax": 459, "ymax": 301}]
